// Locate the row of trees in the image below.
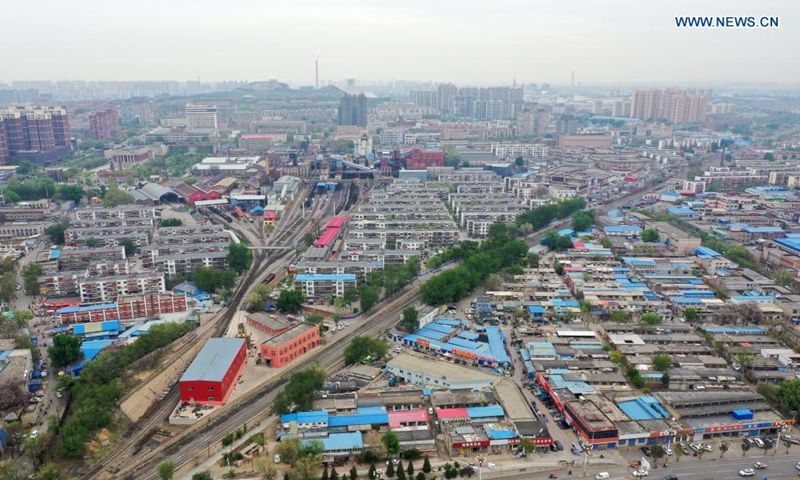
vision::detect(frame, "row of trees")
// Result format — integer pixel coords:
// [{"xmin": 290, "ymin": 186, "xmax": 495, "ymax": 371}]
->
[
  {"xmin": 420, "ymin": 224, "xmax": 528, "ymax": 306},
  {"xmin": 515, "ymin": 197, "xmax": 586, "ymax": 230},
  {"xmin": 56, "ymin": 322, "xmax": 193, "ymax": 457}
]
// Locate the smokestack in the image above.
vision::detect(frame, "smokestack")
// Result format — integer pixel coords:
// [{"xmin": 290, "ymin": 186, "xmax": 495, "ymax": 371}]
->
[{"xmin": 315, "ymin": 59, "xmax": 319, "ymax": 90}]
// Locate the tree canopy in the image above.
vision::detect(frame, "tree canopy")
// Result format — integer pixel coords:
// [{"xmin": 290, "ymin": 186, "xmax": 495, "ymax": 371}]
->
[
  {"xmin": 272, "ymin": 365, "xmax": 326, "ymax": 414},
  {"xmin": 641, "ymin": 312, "xmax": 662, "ymax": 326},
  {"xmin": 103, "ymin": 187, "xmax": 135, "ymax": 207},
  {"xmin": 398, "ymin": 307, "xmax": 419, "ymax": 333},
  {"xmin": 571, "ymin": 210, "xmax": 596, "ymax": 231},
  {"xmin": 49, "ymin": 334, "xmax": 83, "ymax": 368},
  {"xmin": 277, "ymin": 289, "xmax": 305, "ymax": 313},
  {"xmin": 191, "ymin": 267, "xmax": 236, "ymax": 293},
  {"xmin": 227, "ymin": 242, "xmax": 253, "ymax": 274},
  {"xmin": 641, "ymin": 228, "xmax": 660, "ymax": 243},
  {"xmin": 344, "ymin": 336, "xmax": 389, "ymax": 365},
  {"xmin": 652, "ymin": 354, "xmax": 671, "ymax": 372}
]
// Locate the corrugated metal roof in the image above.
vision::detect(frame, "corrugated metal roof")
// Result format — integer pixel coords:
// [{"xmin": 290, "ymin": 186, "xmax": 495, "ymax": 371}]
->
[
  {"xmin": 328, "ymin": 412, "xmax": 388, "ymax": 427},
  {"xmin": 466, "ymin": 405, "xmax": 505, "ymax": 418},
  {"xmin": 436, "ymin": 408, "xmax": 469, "ymax": 420},
  {"xmin": 388, "ymin": 409, "xmax": 429, "ymax": 428},
  {"xmin": 180, "ymin": 338, "xmax": 245, "ymax": 383},
  {"xmin": 302, "ymin": 432, "xmax": 363, "ymax": 452}
]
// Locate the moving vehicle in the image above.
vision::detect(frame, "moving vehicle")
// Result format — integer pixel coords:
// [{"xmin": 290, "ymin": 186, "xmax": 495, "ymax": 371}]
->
[
  {"xmin": 595, "ymin": 473, "xmax": 609, "ymax": 480},
  {"xmin": 753, "ymin": 462, "xmax": 767, "ymax": 470},
  {"xmin": 633, "ymin": 470, "xmax": 649, "ymax": 477},
  {"xmin": 738, "ymin": 468, "xmax": 754, "ymax": 477},
  {"xmin": 660, "ymin": 476, "xmax": 678, "ymax": 480}
]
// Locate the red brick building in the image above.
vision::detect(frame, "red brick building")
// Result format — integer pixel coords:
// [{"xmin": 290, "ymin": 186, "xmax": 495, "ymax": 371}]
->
[
  {"xmin": 89, "ymin": 109, "xmax": 121, "ymax": 140},
  {"xmin": 180, "ymin": 338, "xmax": 247, "ymax": 405},
  {"xmin": 259, "ymin": 323, "xmax": 321, "ymax": 368},
  {"xmin": 187, "ymin": 189, "xmax": 222, "ymax": 205},
  {"xmin": 246, "ymin": 312, "xmax": 289, "ymax": 336},
  {"xmin": 55, "ymin": 293, "xmax": 188, "ymax": 323},
  {"xmin": 405, "ymin": 149, "xmax": 445, "ymax": 170}
]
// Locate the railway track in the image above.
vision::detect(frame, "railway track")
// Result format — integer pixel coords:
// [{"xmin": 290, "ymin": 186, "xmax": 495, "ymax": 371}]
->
[
  {"xmin": 119, "ymin": 285, "xmax": 424, "ymax": 480},
  {"xmin": 81, "ymin": 200, "xmax": 319, "ymax": 479}
]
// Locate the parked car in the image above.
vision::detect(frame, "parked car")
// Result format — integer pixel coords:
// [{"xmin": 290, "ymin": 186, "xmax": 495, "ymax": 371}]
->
[
  {"xmin": 664, "ymin": 447, "xmax": 673, "ymax": 456},
  {"xmin": 640, "ymin": 446, "xmax": 652, "ymax": 457},
  {"xmin": 661, "ymin": 476, "xmax": 678, "ymax": 480},
  {"xmin": 743, "ymin": 438, "xmax": 755, "ymax": 446},
  {"xmin": 554, "ymin": 440, "xmax": 564, "ymax": 451},
  {"xmin": 633, "ymin": 470, "xmax": 649, "ymax": 477},
  {"xmin": 753, "ymin": 438, "xmax": 764, "ymax": 448},
  {"xmin": 274, "ymin": 454, "xmax": 281, "ymax": 464}
]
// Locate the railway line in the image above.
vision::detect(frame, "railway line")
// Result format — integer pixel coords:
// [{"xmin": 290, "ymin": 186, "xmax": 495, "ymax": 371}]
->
[
  {"xmin": 120, "ymin": 284, "xmax": 424, "ymax": 480},
  {"xmin": 82, "ymin": 192, "xmax": 325, "ymax": 480}
]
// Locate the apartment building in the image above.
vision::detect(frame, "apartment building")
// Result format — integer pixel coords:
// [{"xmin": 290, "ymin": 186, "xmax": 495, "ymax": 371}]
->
[
  {"xmin": 89, "ymin": 109, "xmax": 121, "ymax": 140},
  {"xmin": 73, "ymin": 206, "xmax": 160, "ymax": 221},
  {"xmin": 294, "ymin": 274, "xmax": 357, "ymax": 300},
  {"xmin": 79, "ymin": 272, "xmax": 166, "ymax": 303},
  {"xmin": 156, "ymin": 251, "xmax": 228, "ymax": 276},
  {"xmin": 56, "ymin": 246, "xmax": 126, "ymax": 270}
]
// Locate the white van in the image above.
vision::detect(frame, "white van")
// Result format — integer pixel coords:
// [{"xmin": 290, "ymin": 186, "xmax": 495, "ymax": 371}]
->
[
  {"xmin": 754, "ymin": 437, "xmax": 765, "ymax": 448},
  {"xmin": 595, "ymin": 473, "xmax": 610, "ymax": 480}
]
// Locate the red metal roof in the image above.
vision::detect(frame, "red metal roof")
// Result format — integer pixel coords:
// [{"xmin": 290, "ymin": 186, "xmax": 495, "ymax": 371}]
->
[
  {"xmin": 263, "ymin": 211, "xmax": 277, "ymax": 219},
  {"xmin": 326, "ymin": 216, "xmax": 347, "ymax": 229},
  {"xmin": 435, "ymin": 408, "xmax": 469, "ymax": 420},
  {"xmin": 314, "ymin": 227, "xmax": 340, "ymax": 247},
  {"xmin": 388, "ymin": 410, "xmax": 429, "ymax": 428}
]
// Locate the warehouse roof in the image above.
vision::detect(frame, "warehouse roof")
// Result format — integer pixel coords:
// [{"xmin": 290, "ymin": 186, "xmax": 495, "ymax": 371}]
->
[
  {"xmin": 388, "ymin": 410, "xmax": 429, "ymax": 428},
  {"xmin": 302, "ymin": 432, "xmax": 363, "ymax": 452},
  {"xmin": 327, "ymin": 412, "xmax": 388, "ymax": 427},
  {"xmin": 180, "ymin": 338, "xmax": 245, "ymax": 383}
]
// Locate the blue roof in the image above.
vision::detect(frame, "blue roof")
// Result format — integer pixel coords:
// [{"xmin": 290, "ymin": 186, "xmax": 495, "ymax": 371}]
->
[
  {"xmin": 425, "ymin": 323, "xmax": 454, "ymax": 334},
  {"xmin": 696, "ymin": 246, "xmax": 722, "ymax": 258},
  {"xmin": 295, "ymin": 274, "xmax": 357, "ymax": 282},
  {"xmin": 180, "ymin": 338, "xmax": 245, "ymax": 383},
  {"xmin": 357, "ymin": 406, "xmax": 387, "ymax": 415},
  {"xmin": 59, "ymin": 303, "xmax": 118, "ymax": 315},
  {"xmin": 282, "ymin": 411, "xmax": 330, "ymax": 424},
  {"xmin": 50, "ymin": 249, "xmax": 61, "ymax": 259},
  {"xmin": 447, "ymin": 337, "xmax": 484, "ymax": 351},
  {"xmin": 328, "ymin": 412, "xmax": 388, "ymax": 427},
  {"xmin": 72, "ymin": 320, "xmax": 121, "ymax": 335},
  {"xmin": 743, "ymin": 227, "xmax": 784, "ymax": 233},
  {"xmin": 485, "ymin": 428, "xmax": 517, "ymax": 439},
  {"xmin": 80, "ymin": 340, "xmax": 115, "ymax": 361},
  {"xmin": 0, "ymin": 351, "xmax": 9, "ymax": 361},
  {"xmin": 604, "ymin": 225, "xmax": 642, "ymax": 234},
  {"xmin": 435, "ymin": 318, "xmax": 464, "ymax": 327},
  {"xmin": 302, "ymin": 432, "xmax": 363, "ymax": 452},
  {"xmin": 617, "ymin": 396, "xmax": 669, "ymax": 421},
  {"xmin": 466, "ymin": 405, "xmax": 505, "ymax": 418},
  {"xmin": 457, "ymin": 331, "xmax": 480, "ymax": 341},
  {"xmin": 776, "ymin": 238, "xmax": 800, "ymax": 254},
  {"xmin": 485, "ymin": 326, "xmax": 511, "ymax": 364},
  {"xmin": 528, "ymin": 305, "xmax": 545, "ymax": 314},
  {"xmin": 666, "ymin": 207, "xmax": 698, "ymax": 215},
  {"xmin": 416, "ymin": 328, "xmax": 448, "ymax": 342},
  {"xmin": 701, "ymin": 326, "xmax": 765, "ymax": 334}
]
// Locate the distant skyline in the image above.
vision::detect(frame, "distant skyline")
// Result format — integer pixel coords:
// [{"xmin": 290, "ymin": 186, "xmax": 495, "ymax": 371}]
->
[{"xmin": 1, "ymin": 0, "xmax": 797, "ymax": 85}]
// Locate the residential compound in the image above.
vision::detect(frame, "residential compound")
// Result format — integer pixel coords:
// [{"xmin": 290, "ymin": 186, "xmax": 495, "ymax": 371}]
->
[
  {"xmin": 0, "ymin": 105, "xmax": 71, "ymax": 164},
  {"xmin": 34, "ymin": 206, "xmax": 230, "ymax": 323}
]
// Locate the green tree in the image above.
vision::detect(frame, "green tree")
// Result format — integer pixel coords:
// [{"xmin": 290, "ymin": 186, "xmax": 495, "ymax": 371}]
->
[
  {"xmin": 571, "ymin": 210, "xmax": 596, "ymax": 231},
  {"xmin": 422, "ymin": 455, "xmax": 431, "ymax": 474},
  {"xmin": 118, "ymin": 238, "xmax": 139, "ymax": 256},
  {"xmin": 350, "ymin": 465, "xmax": 358, "ymax": 480},
  {"xmin": 416, "ymin": 474, "xmax": 425, "ymax": 480},
  {"xmin": 774, "ymin": 269, "xmax": 796, "ymax": 287},
  {"xmin": 652, "ymin": 354, "xmax": 671, "ymax": 372},
  {"xmin": 37, "ymin": 463, "xmax": 61, "ymax": 480},
  {"xmin": 382, "ymin": 431, "xmax": 401, "ymax": 456},
  {"xmin": 683, "ymin": 307, "xmax": 698, "ymax": 321},
  {"xmin": 45, "ymin": 221, "xmax": 69, "ymax": 245},
  {"xmin": 661, "ymin": 373, "xmax": 670, "ymax": 388},
  {"xmin": 275, "ymin": 437, "xmax": 302, "ymax": 465},
  {"xmin": 21, "ymin": 262, "xmax": 43, "ymax": 296},
  {"xmin": 641, "ymin": 228, "xmax": 660, "ymax": 243},
  {"xmin": 192, "ymin": 473, "xmax": 214, "ymax": 480},
  {"xmin": 344, "ymin": 336, "xmax": 389, "ymax": 365},
  {"xmin": 221, "ymin": 433, "xmax": 234, "ymax": 447},
  {"xmin": 48, "ymin": 334, "xmax": 83, "ymax": 368},
  {"xmin": 651, "ymin": 445, "xmax": 665, "ymax": 467},
  {"xmin": 271, "ymin": 365, "xmax": 326, "ymax": 414},
  {"xmin": 396, "ymin": 460, "xmax": 406, "ymax": 480},
  {"xmin": 358, "ymin": 285, "xmax": 380, "ymax": 312},
  {"xmin": 343, "ymin": 287, "xmax": 360, "ymax": 306},
  {"xmin": 719, "ymin": 441, "xmax": 729, "ymax": 458},
  {"xmin": 246, "ymin": 285, "xmax": 270, "ymax": 312},
  {"xmin": 741, "ymin": 441, "xmax": 750, "ymax": 457},
  {"xmin": 228, "ymin": 242, "xmax": 253, "ymax": 274},
  {"xmin": 407, "ymin": 461, "xmax": 414, "ymax": 477},
  {"xmin": 103, "ymin": 186, "xmax": 135, "ymax": 207},
  {"xmin": 609, "ymin": 310, "xmax": 629, "ymax": 324},
  {"xmin": 157, "ymin": 461, "xmax": 175, "ymax": 480},
  {"xmin": 641, "ymin": 312, "xmax": 662, "ymax": 326},
  {"xmin": 12, "ymin": 309, "xmax": 34, "ymax": 329},
  {"xmin": 161, "ymin": 218, "xmax": 183, "ymax": 227},
  {"xmin": 386, "ymin": 462, "xmax": 395, "ymax": 478},
  {"xmin": 322, "ymin": 466, "xmax": 330, "ymax": 480},
  {"xmin": 369, "ymin": 462, "xmax": 377, "ymax": 479},
  {"xmin": 398, "ymin": 307, "xmax": 419, "ymax": 333},
  {"xmin": 515, "ymin": 156, "xmax": 525, "ymax": 167},
  {"xmin": 277, "ymin": 289, "xmax": 305, "ymax": 313}
]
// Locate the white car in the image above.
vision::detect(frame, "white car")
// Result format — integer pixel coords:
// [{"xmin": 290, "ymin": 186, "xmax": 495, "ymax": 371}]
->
[
  {"xmin": 689, "ymin": 443, "xmax": 702, "ymax": 452},
  {"xmin": 700, "ymin": 443, "xmax": 713, "ymax": 452},
  {"xmin": 29, "ymin": 430, "xmax": 39, "ymax": 439},
  {"xmin": 633, "ymin": 470, "xmax": 649, "ymax": 477},
  {"xmin": 664, "ymin": 447, "xmax": 673, "ymax": 456},
  {"xmin": 753, "ymin": 462, "xmax": 767, "ymax": 470},
  {"xmin": 739, "ymin": 468, "xmax": 755, "ymax": 477}
]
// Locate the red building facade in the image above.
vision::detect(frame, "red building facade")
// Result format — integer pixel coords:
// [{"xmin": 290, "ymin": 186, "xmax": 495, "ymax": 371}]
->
[
  {"xmin": 180, "ymin": 338, "xmax": 247, "ymax": 405},
  {"xmin": 259, "ymin": 323, "xmax": 321, "ymax": 368}
]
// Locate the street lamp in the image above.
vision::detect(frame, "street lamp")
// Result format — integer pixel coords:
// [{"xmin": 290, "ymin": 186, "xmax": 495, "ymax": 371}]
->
[{"xmin": 475, "ymin": 455, "xmax": 486, "ymax": 480}]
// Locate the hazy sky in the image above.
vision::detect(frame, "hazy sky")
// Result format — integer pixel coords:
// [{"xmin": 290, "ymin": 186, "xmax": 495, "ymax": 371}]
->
[{"xmin": 2, "ymin": 0, "xmax": 797, "ymax": 85}]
